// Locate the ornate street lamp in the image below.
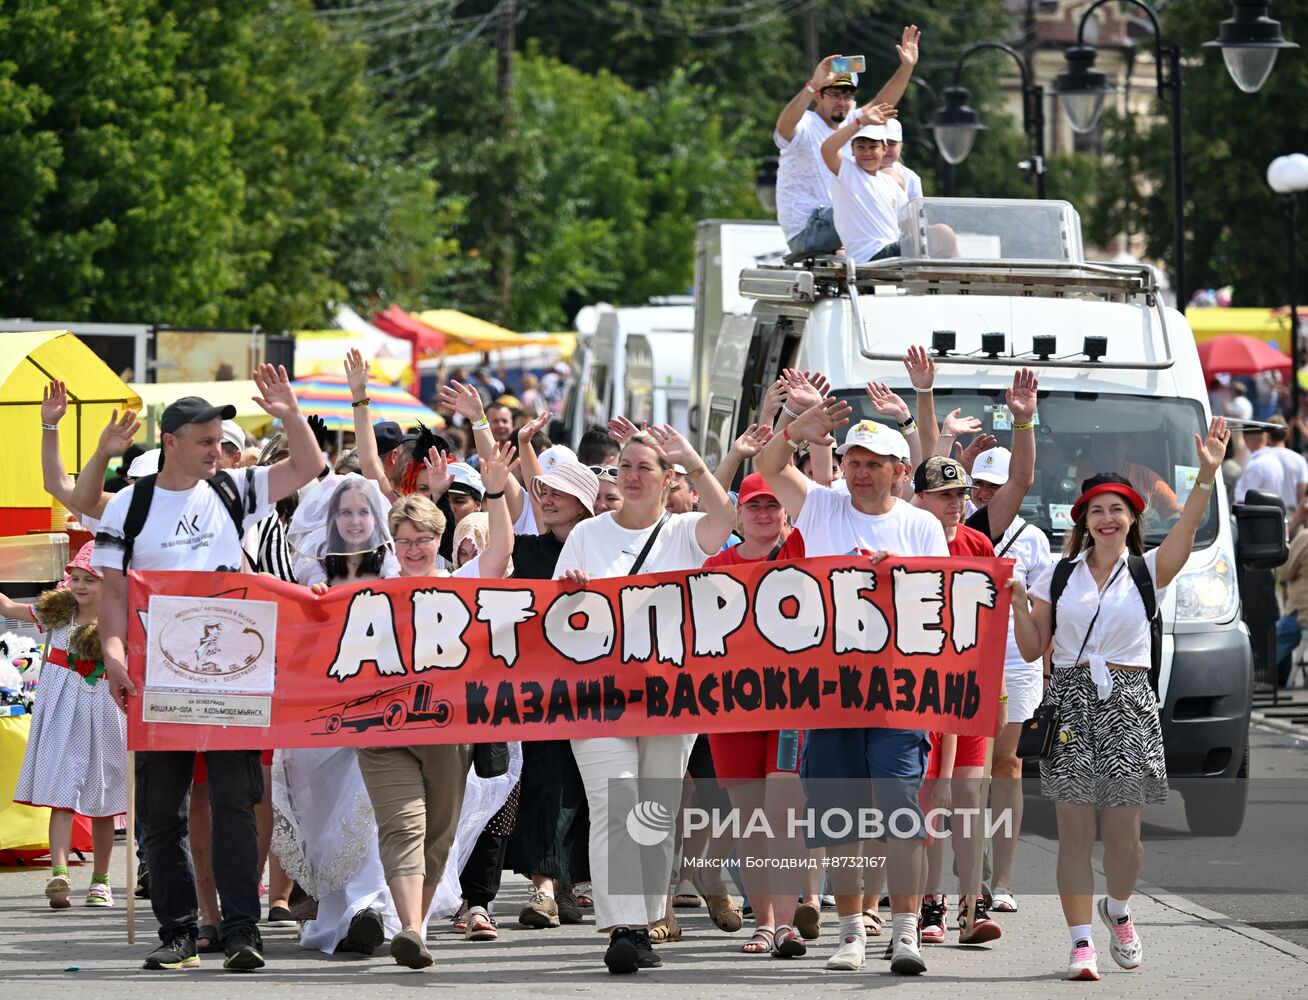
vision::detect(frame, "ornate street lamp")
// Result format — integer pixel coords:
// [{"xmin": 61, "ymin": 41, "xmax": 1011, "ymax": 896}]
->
[{"xmin": 1206, "ymin": 1, "xmax": 1298, "ymax": 94}]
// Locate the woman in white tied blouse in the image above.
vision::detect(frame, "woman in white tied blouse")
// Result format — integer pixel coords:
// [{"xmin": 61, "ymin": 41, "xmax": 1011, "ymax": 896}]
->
[
  {"xmin": 1009, "ymin": 415, "xmax": 1228, "ymax": 983},
  {"xmin": 553, "ymin": 426, "xmax": 736, "ymax": 976}
]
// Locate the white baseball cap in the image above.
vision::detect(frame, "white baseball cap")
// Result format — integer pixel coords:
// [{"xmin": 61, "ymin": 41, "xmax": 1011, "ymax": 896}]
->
[
  {"xmin": 537, "ymin": 444, "xmax": 578, "ymax": 472},
  {"xmin": 447, "ymin": 462, "xmax": 485, "ymax": 499},
  {"xmin": 884, "ymin": 119, "xmax": 904, "ymax": 143},
  {"xmin": 853, "ymin": 122, "xmax": 888, "ymax": 142},
  {"xmin": 835, "ymin": 420, "xmax": 910, "ymax": 461},
  {"xmin": 128, "ymin": 449, "xmax": 161, "ymax": 478},
  {"xmin": 972, "ymin": 447, "xmax": 1011, "ymax": 485},
  {"xmin": 221, "ymin": 420, "xmax": 245, "ymax": 452}
]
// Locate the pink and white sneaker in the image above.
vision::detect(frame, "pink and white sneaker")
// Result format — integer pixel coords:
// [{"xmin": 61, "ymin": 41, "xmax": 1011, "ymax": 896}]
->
[
  {"xmin": 1097, "ymin": 898, "xmax": 1143, "ymax": 970},
  {"xmin": 1067, "ymin": 941, "xmax": 1100, "ymax": 981}
]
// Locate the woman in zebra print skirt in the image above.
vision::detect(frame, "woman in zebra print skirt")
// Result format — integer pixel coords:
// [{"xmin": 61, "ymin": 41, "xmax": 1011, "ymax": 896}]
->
[{"xmin": 1008, "ymin": 416, "xmax": 1229, "ymax": 982}]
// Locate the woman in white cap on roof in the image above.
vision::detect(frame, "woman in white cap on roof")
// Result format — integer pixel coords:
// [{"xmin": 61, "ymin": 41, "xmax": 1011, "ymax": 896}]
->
[{"xmin": 552, "ymin": 425, "xmax": 737, "ymax": 976}]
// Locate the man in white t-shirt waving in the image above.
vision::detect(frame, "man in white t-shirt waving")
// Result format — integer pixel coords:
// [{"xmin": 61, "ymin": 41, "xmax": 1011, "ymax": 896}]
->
[
  {"xmin": 757, "ymin": 397, "xmax": 947, "ymax": 977},
  {"xmin": 774, "ymin": 26, "xmax": 920, "ymax": 260},
  {"xmin": 95, "ymin": 365, "xmax": 324, "ymax": 973}
]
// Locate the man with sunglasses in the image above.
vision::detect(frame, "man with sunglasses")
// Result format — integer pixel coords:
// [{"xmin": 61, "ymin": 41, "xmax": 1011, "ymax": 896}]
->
[{"xmin": 774, "ymin": 26, "xmax": 920, "ymax": 260}]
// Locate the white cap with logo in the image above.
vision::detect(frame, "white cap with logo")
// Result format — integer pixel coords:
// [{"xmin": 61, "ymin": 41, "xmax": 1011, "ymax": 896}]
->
[
  {"xmin": 972, "ymin": 447, "xmax": 1011, "ymax": 485},
  {"xmin": 835, "ymin": 420, "xmax": 910, "ymax": 461},
  {"xmin": 537, "ymin": 444, "xmax": 578, "ymax": 472}
]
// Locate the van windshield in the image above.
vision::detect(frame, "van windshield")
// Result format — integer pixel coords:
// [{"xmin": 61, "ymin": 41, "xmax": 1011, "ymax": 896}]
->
[{"xmin": 836, "ymin": 388, "xmax": 1218, "ymax": 550}]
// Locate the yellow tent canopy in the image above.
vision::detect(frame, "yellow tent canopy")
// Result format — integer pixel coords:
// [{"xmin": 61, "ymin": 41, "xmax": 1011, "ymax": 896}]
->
[
  {"xmin": 1187, "ymin": 307, "xmax": 1294, "ymax": 352},
  {"xmin": 0, "ymin": 330, "xmax": 142, "ymax": 511},
  {"xmin": 129, "ymin": 381, "xmax": 273, "ymax": 443},
  {"xmin": 415, "ymin": 310, "xmax": 541, "ymax": 353}
]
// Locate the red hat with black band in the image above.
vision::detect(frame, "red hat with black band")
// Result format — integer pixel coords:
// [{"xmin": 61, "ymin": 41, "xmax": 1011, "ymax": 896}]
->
[{"xmin": 1071, "ymin": 472, "xmax": 1146, "ymax": 521}]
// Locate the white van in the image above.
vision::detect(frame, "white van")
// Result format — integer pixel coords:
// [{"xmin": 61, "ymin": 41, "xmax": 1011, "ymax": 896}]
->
[
  {"xmin": 623, "ymin": 331, "xmax": 692, "ymax": 432},
  {"xmin": 696, "ymin": 197, "xmax": 1284, "ymax": 835}
]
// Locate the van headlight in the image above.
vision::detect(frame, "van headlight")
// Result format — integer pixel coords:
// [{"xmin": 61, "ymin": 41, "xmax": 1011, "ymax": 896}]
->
[{"xmin": 1173, "ymin": 546, "xmax": 1239, "ymax": 622}]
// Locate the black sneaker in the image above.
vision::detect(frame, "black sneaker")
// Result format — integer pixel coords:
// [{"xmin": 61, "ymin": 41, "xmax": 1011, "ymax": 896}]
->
[
  {"xmin": 222, "ymin": 927, "xmax": 265, "ymax": 972},
  {"xmin": 605, "ymin": 927, "xmax": 640, "ymax": 975},
  {"xmin": 143, "ymin": 933, "xmax": 199, "ymax": 970},
  {"xmin": 338, "ymin": 907, "xmax": 385, "ymax": 955},
  {"xmin": 266, "ymin": 905, "xmax": 296, "ymax": 928},
  {"xmin": 633, "ymin": 928, "xmax": 662, "ymax": 969},
  {"xmin": 134, "ymin": 865, "xmax": 151, "ymax": 900}
]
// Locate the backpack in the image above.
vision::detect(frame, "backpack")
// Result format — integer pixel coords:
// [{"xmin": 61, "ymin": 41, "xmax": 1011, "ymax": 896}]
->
[
  {"xmin": 1049, "ymin": 554, "xmax": 1163, "ymax": 698},
  {"xmin": 119, "ymin": 468, "xmax": 258, "ymax": 573}
]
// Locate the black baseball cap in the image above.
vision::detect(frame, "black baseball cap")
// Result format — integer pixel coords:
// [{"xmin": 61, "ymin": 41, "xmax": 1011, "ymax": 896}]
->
[
  {"xmin": 160, "ymin": 397, "xmax": 237, "ymax": 435},
  {"xmin": 374, "ymin": 420, "xmax": 404, "ymax": 456}
]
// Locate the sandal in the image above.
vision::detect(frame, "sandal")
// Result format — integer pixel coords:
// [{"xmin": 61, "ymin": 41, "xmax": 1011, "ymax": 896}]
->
[
  {"xmin": 451, "ymin": 902, "xmax": 470, "ymax": 934},
  {"xmin": 793, "ymin": 902, "xmax": 822, "ymax": 940},
  {"xmin": 862, "ymin": 908, "xmax": 884, "ymax": 937},
  {"xmin": 990, "ymin": 889, "xmax": 1018, "ymax": 913},
  {"xmin": 648, "ymin": 914, "xmax": 682, "ymax": 943},
  {"xmin": 741, "ymin": 926, "xmax": 775, "ymax": 954},
  {"xmin": 573, "ymin": 881, "xmax": 594, "ymax": 908},
  {"xmin": 772, "ymin": 924, "xmax": 807, "ymax": 958},
  {"xmin": 465, "ymin": 906, "xmax": 498, "ymax": 941},
  {"xmin": 196, "ymin": 923, "xmax": 222, "ymax": 953},
  {"xmin": 704, "ymin": 893, "xmax": 743, "ymax": 933}
]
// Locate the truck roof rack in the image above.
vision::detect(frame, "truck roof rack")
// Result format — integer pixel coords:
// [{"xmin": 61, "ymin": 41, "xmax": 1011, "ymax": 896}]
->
[{"xmin": 738, "ymin": 257, "xmax": 1175, "ymax": 371}]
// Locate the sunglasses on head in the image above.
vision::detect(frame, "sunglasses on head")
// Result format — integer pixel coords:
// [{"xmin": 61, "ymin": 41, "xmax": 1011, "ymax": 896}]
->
[{"xmin": 590, "ymin": 465, "xmax": 619, "ymax": 481}]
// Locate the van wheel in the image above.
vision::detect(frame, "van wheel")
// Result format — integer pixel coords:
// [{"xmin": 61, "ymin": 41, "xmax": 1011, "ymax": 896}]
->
[{"xmin": 1183, "ymin": 741, "xmax": 1249, "ymax": 836}]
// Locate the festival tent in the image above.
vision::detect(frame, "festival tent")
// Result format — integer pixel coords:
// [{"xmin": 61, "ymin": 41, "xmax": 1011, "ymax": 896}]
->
[
  {"xmin": 1197, "ymin": 334, "xmax": 1293, "ymax": 377},
  {"xmin": 0, "ymin": 330, "xmax": 141, "ymax": 536},
  {"xmin": 1187, "ymin": 307, "xmax": 1295, "ymax": 353},
  {"xmin": 414, "ymin": 310, "xmax": 536, "ymax": 353},
  {"xmin": 290, "ymin": 374, "xmax": 442, "ymax": 431}
]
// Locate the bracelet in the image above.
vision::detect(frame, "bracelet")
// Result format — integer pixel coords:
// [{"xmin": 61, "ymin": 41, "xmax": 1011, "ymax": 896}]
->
[
  {"xmin": 782, "ymin": 404, "xmax": 801, "ymax": 419},
  {"xmin": 351, "ymin": 397, "xmax": 370, "ymax": 408},
  {"xmin": 998, "ymin": 694, "xmax": 1009, "ymax": 704},
  {"xmin": 782, "ymin": 427, "xmax": 801, "ymax": 451},
  {"xmin": 805, "ymin": 82, "xmax": 817, "ymax": 95},
  {"xmin": 896, "ymin": 416, "xmax": 915, "ymax": 429},
  {"xmin": 1196, "ymin": 479, "xmax": 1215, "ymax": 490},
  {"xmin": 483, "ymin": 489, "xmax": 505, "ymax": 500},
  {"xmin": 1013, "ymin": 420, "xmax": 1034, "ymax": 431},
  {"xmin": 471, "ymin": 418, "xmax": 490, "ymax": 431},
  {"xmin": 41, "ymin": 422, "xmax": 59, "ymax": 431},
  {"xmin": 685, "ymin": 465, "xmax": 709, "ymax": 481},
  {"xmin": 913, "ymin": 386, "xmax": 933, "ymax": 394}
]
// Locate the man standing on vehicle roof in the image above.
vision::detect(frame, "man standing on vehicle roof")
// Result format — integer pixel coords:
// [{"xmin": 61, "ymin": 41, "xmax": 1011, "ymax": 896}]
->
[
  {"xmin": 94, "ymin": 369, "xmax": 324, "ymax": 973},
  {"xmin": 773, "ymin": 26, "xmax": 920, "ymax": 260}
]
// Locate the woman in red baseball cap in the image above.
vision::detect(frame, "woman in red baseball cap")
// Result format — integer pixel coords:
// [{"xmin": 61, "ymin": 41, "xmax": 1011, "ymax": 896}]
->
[{"xmin": 1009, "ymin": 416, "xmax": 1229, "ymax": 982}]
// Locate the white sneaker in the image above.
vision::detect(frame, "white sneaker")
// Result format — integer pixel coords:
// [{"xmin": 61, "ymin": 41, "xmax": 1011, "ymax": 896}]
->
[
  {"xmin": 1097, "ymin": 898, "xmax": 1143, "ymax": 970},
  {"xmin": 1067, "ymin": 941, "xmax": 1101, "ymax": 981},
  {"xmin": 889, "ymin": 930, "xmax": 926, "ymax": 975},
  {"xmin": 825, "ymin": 931, "xmax": 866, "ymax": 970}
]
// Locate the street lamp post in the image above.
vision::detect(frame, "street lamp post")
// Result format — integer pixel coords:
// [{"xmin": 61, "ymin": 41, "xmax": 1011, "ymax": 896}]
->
[
  {"xmin": 1054, "ymin": 0, "xmax": 1185, "ymax": 305},
  {"xmin": 1206, "ymin": 0, "xmax": 1299, "ymax": 94},
  {"xmin": 929, "ymin": 42, "xmax": 1046, "ymax": 198},
  {"xmin": 1268, "ymin": 154, "xmax": 1308, "ymax": 437},
  {"xmin": 907, "ymin": 76, "xmax": 953, "ymax": 197}
]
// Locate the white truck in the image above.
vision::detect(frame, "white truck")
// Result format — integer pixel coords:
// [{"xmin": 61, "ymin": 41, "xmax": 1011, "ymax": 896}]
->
[{"xmin": 694, "ymin": 197, "xmax": 1285, "ymax": 836}]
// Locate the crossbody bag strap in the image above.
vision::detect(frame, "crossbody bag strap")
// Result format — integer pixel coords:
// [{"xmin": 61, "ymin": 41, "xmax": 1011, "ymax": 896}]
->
[
  {"xmin": 629, "ymin": 512, "xmax": 671, "ymax": 575},
  {"xmin": 765, "ymin": 540, "xmax": 785, "ymax": 561},
  {"xmin": 995, "ymin": 521, "xmax": 1029, "ymax": 558}
]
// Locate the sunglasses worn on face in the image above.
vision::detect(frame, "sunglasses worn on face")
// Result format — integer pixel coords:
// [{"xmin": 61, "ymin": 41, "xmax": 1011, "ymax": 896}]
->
[{"xmin": 590, "ymin": 465, "xmax": 619, "ymax": 481}]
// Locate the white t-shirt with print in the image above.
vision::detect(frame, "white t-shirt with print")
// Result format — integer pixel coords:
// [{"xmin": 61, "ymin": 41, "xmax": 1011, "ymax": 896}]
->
[
  {"xmin": 796, "ymin": 483, "xmax": 948, "ymax": 559},
  {"xmin": 774, "ymin": 110, "xmax": 842, "ymax": 240},
  {"xmin": 831, "ymin": 157, "xmax": 909, "ymax": 261},
  {"xmin": 552, "ymin": 511, "xmax": 710, "ymax": 580},
  {"xmin": 92, "ymin": 468, "xmax": 274, "ymax": 574}
]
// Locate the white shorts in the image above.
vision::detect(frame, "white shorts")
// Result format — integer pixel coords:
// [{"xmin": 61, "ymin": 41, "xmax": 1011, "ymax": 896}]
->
[{"xmin": 1004, "ymin": 664, "xmax": 1043, "ymax": 724}]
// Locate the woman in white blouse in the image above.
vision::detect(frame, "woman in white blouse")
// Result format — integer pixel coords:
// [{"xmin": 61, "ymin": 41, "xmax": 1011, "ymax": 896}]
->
[
  {"xmin": 552, "ymin": 427, "xmax": 736, "ymax": 975},
  {"xmin": 1010, "ymin": 416, "xmax": 1227, "ymax": 983}
]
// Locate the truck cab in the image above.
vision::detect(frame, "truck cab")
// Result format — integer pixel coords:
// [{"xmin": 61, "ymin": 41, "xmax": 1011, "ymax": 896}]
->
[{"xmin": 696, "ymin": 197, "xmax": 1280, "ymax": 836}]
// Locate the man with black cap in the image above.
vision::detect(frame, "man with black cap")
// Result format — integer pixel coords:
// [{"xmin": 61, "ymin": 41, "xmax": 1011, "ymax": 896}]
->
[
  {"xmin": 93, "ymin": 364, "xmax": 324, "ymax": 973},
  {"xmin": 372, "ymin": 420, "xmax": 406, "ymax": 492},
  {"xmin": 773, "ymin": 26, "xmax": 919, "ymax": 259}
]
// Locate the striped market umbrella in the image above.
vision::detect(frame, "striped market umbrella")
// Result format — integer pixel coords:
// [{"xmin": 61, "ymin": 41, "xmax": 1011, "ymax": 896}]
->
[{"xmin": 290, "ymin": 374, "xmax": 441, "ymax": 431}]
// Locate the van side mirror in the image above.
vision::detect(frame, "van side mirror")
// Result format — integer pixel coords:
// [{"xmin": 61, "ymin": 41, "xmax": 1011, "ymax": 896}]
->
[{"xmin": 1234, "ymin": 489, "xmax": 1288, "ymax": 569}]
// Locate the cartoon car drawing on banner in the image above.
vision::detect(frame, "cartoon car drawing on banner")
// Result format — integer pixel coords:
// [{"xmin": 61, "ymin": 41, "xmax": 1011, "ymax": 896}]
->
[{"xmin": 315, "ymin": 680, "xmax": 453, "ymax": 734}]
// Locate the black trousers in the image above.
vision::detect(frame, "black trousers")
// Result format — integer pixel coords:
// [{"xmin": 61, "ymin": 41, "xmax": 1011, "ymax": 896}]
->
[
  {"xmin": 136, "ymin": 750, "xmax": 262, "ymax": 941},
  {"xmin": 460, "ymin": 830, "xmax": 509, "ymax": 909}
]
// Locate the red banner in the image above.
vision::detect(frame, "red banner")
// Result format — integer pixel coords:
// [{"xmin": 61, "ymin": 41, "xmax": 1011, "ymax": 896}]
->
[{"xmin": 125, "ymin": 556, "xmax": 1013, "ymax": 751}]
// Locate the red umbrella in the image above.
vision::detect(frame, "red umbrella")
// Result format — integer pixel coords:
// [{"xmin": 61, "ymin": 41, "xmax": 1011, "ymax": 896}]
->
[{"xmin": 1197, "ymin": 334, "xmax": 1292, "ymax": 376}]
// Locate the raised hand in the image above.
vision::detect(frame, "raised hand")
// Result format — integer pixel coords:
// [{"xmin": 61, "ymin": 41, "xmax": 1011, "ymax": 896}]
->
[
  {"xmin": 781, "ymin": 368, "xmax": 827, "ymax": 414},
  {"xmin": 942, "ymin": 408, "xmax": 982, "ymax": 438},
  {"xmin": 730, "ymin": 423, "xmax": 774, "ymax": 459},
  {"xmin": 787, "ymin": 397, "xmax": 853, "ymax": 448},
  {"xmin": 1006, "ymin": 368, "xmax": 1038, "ymax": 424},
  {"xmin": 607, "ymin": 414, "xmax": 641, "ymax": 446},
  {"xmin": 97, "ymin": 408, "xmax": 142, "ymax": 457},
  {"xmin": 252, "ymin": 364, "xmax": 300, "ymax": 421},
  {"xmin": 1196, "ymin": 416, "xmax": 1229, "ymax": 476},
  {"xmin": 903, "ymin": 345, "xmax": 934, "ymax": 391},
  {"xmin": 759, "ymin": 378, "xmax": 787, "ymax": 428},
  {"xmin": 810, "ymin": 53, "xmax": 841, "ymax": 91},
  {"xmin": 858, "ymin": 101, "xmax": 898, "ymax": 126},
  {"xmin": 422, "ymin": 447, "xmax": 455, "ymax": 497},
  {"xmin": 865, "ymin": 381, "xmax": 911, "ymax": 423},
  {"xmin": 41, "ymin": 380, "xmax": 68, "ymax": 426},
  {"xmin": 958, "ymin": 432, "xmax": 998, "ymax": 472},
  {"xmin": 344, "ymin": 348, "xmax": 370, "ymax": 401},
  {"xmin": 517, "ymin": 411, "xmax": 551, "ymax": 445},
  {"xmin": 646, "ymin": 424, "xmax": 701, "ymax": 470},
  {"xmin": 480, "ymin": 440, "xmax": 520, "ymax": 495},
  {"xmin": 896, "ymin": 24, "xmax": 921, "ymax": 68},
  {"xmin": 438, "ymin": 380, "xmax": 486, "ymax": 422}
]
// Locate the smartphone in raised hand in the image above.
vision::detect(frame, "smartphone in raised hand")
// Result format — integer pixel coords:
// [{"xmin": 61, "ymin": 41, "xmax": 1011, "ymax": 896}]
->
[{"xmin": 831, "ymin": 55, "xmax": 866, "ymax": 74}]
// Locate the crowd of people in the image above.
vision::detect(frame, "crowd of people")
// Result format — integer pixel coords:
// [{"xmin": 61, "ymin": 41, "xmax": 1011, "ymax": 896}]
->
[{"xmin": 5, "ymin": 331, "xmax": 1229, "ymax": 985}]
